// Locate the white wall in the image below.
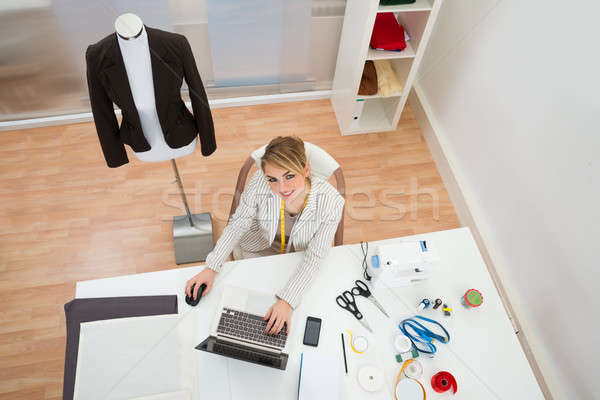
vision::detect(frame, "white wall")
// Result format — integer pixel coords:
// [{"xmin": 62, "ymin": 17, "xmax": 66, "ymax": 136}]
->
[{"xmin": 414, "ymin": 0, "xmax": 600, "ymax": 398}]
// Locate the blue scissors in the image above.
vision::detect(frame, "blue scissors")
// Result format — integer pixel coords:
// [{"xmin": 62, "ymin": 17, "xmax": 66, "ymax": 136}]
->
[
  {"xmin": 351, "ymin": 280, "xmax": 390, "ymax": 318},
  {"xmin": 336, "ymin": 290, "xmax": 373, "ymax": 333}
]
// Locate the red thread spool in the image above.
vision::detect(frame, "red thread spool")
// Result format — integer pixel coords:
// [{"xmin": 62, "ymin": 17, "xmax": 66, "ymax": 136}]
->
[{"xmin": 431, "ymin": 371, "xmax": 457, "ymax": 394}]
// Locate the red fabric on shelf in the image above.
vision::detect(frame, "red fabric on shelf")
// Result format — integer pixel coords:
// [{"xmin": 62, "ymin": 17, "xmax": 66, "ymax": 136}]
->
[{"xmin": 370, "ymin": 12, "xmax": 406, "ymax": 51}]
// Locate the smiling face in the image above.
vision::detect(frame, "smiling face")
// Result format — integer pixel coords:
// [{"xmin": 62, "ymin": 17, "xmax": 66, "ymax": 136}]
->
[{"xmin": 263, "ymin": 162, "xmax": 310, "ymax": 203}]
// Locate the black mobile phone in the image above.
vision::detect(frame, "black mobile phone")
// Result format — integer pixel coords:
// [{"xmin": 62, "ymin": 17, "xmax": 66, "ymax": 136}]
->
[{"xmin": 303, "ymin": 316, "xmax": 322, "ymax": 347}]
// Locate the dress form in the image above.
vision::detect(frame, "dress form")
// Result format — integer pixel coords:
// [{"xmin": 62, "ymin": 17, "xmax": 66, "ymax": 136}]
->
[{"xmin": 115, "ymin": 14, "xmax": 197, "ymax": 162}]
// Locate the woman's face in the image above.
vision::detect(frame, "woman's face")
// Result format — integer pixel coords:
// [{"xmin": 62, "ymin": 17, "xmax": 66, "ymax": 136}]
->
[{"xmin": 263, "ymin": 162, "xmax": 310, "ymax": 202}]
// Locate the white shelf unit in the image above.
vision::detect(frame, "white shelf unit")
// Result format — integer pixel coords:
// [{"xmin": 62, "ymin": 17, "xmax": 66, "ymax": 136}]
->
[{"xmin": 331, "ymin": 0, "xmax": 443, "ymax": 135}]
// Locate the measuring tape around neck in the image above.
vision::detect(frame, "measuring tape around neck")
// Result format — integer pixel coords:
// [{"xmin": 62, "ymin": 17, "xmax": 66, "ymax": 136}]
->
[{"xmin": 280, "ymin": 183, "xmax": 310, "ymax": 254}]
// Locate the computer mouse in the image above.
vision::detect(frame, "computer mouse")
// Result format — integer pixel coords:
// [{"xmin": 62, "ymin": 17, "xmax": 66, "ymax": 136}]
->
[{"xmin": 185, "ymin": 283, "xmax": 206, "ymax": 306}]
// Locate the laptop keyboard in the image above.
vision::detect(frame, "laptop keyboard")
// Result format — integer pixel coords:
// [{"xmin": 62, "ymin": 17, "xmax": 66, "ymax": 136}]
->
[{"xmin": 217, "ymin": 308, "xmax": 288, "ymax": 348}]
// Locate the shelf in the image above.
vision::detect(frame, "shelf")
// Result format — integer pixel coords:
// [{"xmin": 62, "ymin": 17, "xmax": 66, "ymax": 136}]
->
[
  {"xmin": 366, "ymin": 41, "xmax": 415, "ymax": 60},
  {"xmin": 356, "ymin": 92, "xmax": 403, "ymax": 100},
  {"xmin": 378, "ymin": 0, "xmax": 433, "ymax": 13}
]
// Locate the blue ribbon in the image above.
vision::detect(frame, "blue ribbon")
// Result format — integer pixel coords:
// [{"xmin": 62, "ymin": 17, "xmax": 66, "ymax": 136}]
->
[{"xmin": 399, "ymin": 315, "xmax": 450, "ymax": 355}]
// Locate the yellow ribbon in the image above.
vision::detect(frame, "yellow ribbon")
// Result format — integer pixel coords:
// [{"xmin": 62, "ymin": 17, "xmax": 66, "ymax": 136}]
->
[
  {"xmin": 280, "ymin": 183, "xmax": 310, "ymax": 254},
  {"xmin": 346, "ymin": 330, "xmax": 368, "ymax": 354},
  {"xmin": 395, "ymin": 359, "xmax": 427, "ymax": 400}
]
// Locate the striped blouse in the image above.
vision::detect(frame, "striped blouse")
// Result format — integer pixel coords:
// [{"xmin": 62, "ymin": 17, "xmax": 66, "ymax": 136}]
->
[{"xmin": 205, "ymin": 170, "xmax": 345, "ymax": 308}]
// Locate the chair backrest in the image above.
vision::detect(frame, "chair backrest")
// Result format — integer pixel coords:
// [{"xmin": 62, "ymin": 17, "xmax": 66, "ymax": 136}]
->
[{"xmin": 229, "ymin": 142, "xmax": 346, "ymax": 246}]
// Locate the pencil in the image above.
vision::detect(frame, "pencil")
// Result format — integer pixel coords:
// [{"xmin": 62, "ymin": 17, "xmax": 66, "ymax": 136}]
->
[{"xmin": 341, "ymin": 332, "xmax": 348, "ymax": 375}]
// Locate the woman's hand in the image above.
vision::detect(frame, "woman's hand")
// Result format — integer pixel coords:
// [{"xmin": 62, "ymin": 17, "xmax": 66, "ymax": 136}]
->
[
  {"xmin": 185, "ymin": 268, "xmax": 216, "ymax": 300},
  {"xmin": 264, "ymin": 299, "xmax": 292, "ymax": 335}
]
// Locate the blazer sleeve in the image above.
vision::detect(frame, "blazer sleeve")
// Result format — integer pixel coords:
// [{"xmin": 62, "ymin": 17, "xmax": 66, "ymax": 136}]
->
[
  {"xmin": 276, "ymin": 194, "xmax": 345, "ymax": 309},
  {"xmin": 85, "ymin": 46, "xmax": 129, "ymax": 168},
  {"xmin": 179, "ymin": 36, "xmax": 216, "ymax": 157},
  {"xmin": 205, "ymin": 172, "xmax": 263, "ymax": 273}
]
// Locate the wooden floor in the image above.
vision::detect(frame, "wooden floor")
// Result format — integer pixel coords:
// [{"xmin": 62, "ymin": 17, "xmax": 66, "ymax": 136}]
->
[{"xmin": 0, "ymin": 99, "xmax": 460, "ymax": 398}]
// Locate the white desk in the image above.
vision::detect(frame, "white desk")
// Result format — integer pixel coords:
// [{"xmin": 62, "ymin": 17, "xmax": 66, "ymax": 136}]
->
[{"xmin": 76, "ymin": 227, "xmax": 543, "ymax": 399}]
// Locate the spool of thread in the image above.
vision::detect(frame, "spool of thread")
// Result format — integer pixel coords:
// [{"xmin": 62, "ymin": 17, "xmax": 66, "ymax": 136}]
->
[
  {"xmin": 431, "ymin": 371, "xmax": 458, "ymax": 394},
  {"xmin": 416, "ymin": 298, "xmax": 430, "ymax": 311},
  {"xmin": 461, "ymin": 289, "xmax": 483, "ymax": 308},
  {"xmin": 404, "ymin": 359, "xmax": 423, "ymax": 379},
  {"xmin": 358, "ymin": 365, "xmax": 384, "ymax": 392}
]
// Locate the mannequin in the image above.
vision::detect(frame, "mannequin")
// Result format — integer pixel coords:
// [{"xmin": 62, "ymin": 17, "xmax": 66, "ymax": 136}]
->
[
  {"xmin": 114, "ymin": 13, "xmax": 197, "ymax": 162},
  {"xmin": 86, "ymin": 16, "xmax": 216, "ymax": 263}
]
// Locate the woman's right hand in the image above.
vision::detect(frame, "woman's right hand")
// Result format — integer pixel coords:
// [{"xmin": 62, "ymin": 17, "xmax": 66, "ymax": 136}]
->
[{"xmin": 185, "ymin": 268, "xmax": 216, "ymax": 300}]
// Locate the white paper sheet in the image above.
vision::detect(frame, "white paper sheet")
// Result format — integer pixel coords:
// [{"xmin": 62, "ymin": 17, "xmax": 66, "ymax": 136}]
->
[{"xmin": 74, "ymin": 312, "xmax": 197, "ymax": 400}]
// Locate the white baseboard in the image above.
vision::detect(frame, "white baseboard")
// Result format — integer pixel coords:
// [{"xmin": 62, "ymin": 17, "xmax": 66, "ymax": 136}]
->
[
  {"xmin": 0, "ymin": 90, "xmax": 332, "ymax": 132},
  {"xmin": 408, "ymin": 85, "xmax": 553, "ymax": 400}
]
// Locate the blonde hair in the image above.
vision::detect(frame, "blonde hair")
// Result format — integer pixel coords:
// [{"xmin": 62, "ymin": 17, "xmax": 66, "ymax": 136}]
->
[{"xmin": 261, "ymin": 136, "xmax": 310, "ymax": 183}]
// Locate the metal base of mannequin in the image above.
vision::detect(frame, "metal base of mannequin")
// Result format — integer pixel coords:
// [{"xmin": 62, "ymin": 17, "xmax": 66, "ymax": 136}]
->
[{"xmin": 173, "ymin": 212, "xmax": 214, "ymax": 265}]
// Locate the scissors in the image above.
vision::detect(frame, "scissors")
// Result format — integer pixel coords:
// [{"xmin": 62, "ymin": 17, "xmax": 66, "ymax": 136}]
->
[
  {"xmin": 351, "ymin": 280, "xmax": 390, "ymax": 318},
  {"xmin": 336, "ymin": 291, "xmax": 373, "ymax": 333}
]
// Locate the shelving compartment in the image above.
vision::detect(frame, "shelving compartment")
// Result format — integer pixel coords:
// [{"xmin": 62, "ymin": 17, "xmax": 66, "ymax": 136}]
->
[
  {"xmin": 367, "ymin": 9, "xmax": 430, "ymax": 60},
  {"xmin": 349, "ymin": 96, "xmax": 401, "ymax": 134},
  {"xmin": 357, "ymin": 58, "xmax": 412, "ymax": 99}
]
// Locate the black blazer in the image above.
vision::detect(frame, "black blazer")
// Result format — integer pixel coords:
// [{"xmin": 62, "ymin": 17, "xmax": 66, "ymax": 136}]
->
[{"xmin": 85, "ymin": 27, "xmax": 216, "ymax": 168}]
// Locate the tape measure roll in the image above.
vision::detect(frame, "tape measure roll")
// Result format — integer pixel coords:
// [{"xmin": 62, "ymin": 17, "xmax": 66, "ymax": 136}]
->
[
  {"xmin": 404, "ymin": 359, "xmax": 423, "ymax": 379},
  {"xmin": 431, "ymin": 371, "xmax": 458, "ymax": 394},
  {"xmin": 394, "ymin": 359, "xmax": 426, "ymax": 400},
  {"xmin": 357, "ymin": 365, "xmax": 384, "ymax": 392},
  {"xmin": 394, "ymin": 334, "xmax": 412, "ymax": 353},
  {"xmin": 347, "ymin": 330, "xmax": 369, "ymax": 353}
]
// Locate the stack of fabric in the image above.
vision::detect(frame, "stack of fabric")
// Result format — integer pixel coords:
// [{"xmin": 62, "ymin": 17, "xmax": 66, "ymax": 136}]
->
[
  {"xmin": 63, "ymin": 296, "xmax": 181, "ymax": 400},
  {"xmin": 370, "ymin": 12, "xmax": 407, "ymax": 52},
  {"xmin": 358, "ymin": 60, "xmax": 404, "ymax": 97}
]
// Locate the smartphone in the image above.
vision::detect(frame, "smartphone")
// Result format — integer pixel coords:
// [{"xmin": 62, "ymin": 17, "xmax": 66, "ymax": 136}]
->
[{"xmin": 302, "ymin": 316, "xmax": 322, "ymax": 347}]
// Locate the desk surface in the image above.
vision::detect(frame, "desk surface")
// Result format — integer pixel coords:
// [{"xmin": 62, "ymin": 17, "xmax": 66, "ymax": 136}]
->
[{"xmin": 76, "ymin": 227, "xmax": 543, "ymax": 399}]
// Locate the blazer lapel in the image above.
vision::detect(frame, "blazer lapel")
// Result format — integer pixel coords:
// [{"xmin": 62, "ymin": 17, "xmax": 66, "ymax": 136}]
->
[
  {"xmin": 266, "ymin": 192, "xmax": 280, "ymax": 244},
  {"xmin": 146, "ymin": 27, "xmax": 170, "ymax": 134}
]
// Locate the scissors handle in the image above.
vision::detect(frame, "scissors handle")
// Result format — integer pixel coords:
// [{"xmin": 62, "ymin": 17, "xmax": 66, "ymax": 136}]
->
[
  {"xmin": 336, "ymin": 291, "xmax": 363, "ymax": 320},
  {"xmin": 351, "ymin": 279, "xmax": 371, "ymax": 298}
]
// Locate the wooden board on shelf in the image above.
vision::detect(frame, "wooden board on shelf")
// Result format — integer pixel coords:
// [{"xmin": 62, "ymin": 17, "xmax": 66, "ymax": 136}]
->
[
  {"xmin": 367, "ymin": 41, "xmax": 415, "ymax": 60},
  {"xmin": 356, "ymin": 92, "xmax": 403, "ymax": 100}
]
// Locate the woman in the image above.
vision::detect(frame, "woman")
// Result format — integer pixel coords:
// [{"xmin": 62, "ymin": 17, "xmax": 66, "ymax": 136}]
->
[{"xmin": 185, "ymin": 136, "xmax": 344, "ymax": 336}]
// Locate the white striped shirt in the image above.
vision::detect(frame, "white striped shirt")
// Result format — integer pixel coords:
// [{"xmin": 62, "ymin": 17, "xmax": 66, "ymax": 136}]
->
[{"xmin": 205, "ymin": 170, "xmax": 345, "ymax": 308}]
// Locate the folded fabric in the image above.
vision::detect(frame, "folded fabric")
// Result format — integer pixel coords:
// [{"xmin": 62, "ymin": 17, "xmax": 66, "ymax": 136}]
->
[
  {"xmin": 371, "ymin": 12, "xmax": 406, "ymax": 51},
  {"xmin": 373, "ymin": 60, "xmax": 404, "ymax": 97},
  {"xmin": 63, "ymin": 296, "xmax": 178, "ymax": 400},
  {"xmin": 358, "ymin": 60, "xmax": 378, "ymax": 95}
]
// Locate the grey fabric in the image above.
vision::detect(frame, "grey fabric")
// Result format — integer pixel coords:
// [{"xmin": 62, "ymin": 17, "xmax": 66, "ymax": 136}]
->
[{"xmin": 63, "ymin": 295, "xmax": 178, "ymax": 400}]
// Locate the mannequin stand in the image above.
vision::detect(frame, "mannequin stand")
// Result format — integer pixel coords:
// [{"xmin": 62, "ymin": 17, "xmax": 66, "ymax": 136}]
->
[{"xmin": 171, "ymin": 159, "xmax": 214, "ymax": 264}]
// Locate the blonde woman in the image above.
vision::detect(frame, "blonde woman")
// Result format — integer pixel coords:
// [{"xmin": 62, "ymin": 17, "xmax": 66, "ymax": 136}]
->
[{"xmin": 185, "ymin": 136, "xmax": 344, "ymax": 335}]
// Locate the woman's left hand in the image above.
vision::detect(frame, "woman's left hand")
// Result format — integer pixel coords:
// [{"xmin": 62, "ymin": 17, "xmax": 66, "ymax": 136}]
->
[{"xmin": 264, "ymin": 299, "xmax": 292, "ymax": 335}]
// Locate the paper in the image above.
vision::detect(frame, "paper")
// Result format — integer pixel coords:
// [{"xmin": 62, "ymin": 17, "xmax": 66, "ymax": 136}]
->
[
  {"xmin": 298, "ymin": 351, "xmax": 340, "ymax": 400},
  {"xmin": 74, "ymin": 313, "xmax": 197, "ymax": 400}
]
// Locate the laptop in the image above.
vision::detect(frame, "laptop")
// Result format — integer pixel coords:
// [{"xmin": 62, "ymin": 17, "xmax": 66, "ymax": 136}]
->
[{"xmin": 195, "ymin": 285, "xmax": 290, "ymax": 370}]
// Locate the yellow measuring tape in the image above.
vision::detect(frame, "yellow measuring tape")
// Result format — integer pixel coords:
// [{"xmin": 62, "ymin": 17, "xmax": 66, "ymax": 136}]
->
[
  {"xmin": 395, "ymin": 359, "xmax": 426, "ymax": 400},
  {"xmin": 280, "ymin": 183, "xmax": 310, "ymax": 254}
]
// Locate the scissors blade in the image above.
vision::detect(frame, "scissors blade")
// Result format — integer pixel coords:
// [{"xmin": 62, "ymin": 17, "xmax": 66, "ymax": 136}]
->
[
  {"xmin": 369, "ymin": 296, "xmax": 390, "ymax": 318},
  {"xmin": 359, "ymin": 318, "xmax": 373, "ymax": 333}
]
